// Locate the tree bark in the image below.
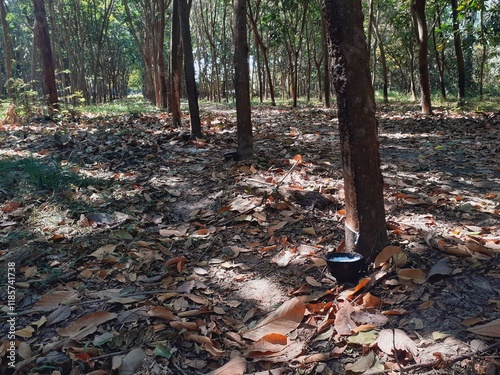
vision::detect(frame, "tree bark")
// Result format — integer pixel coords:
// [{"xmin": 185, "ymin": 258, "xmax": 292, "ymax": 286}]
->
[
  {"xmin": 33, "ymin": 0, "xmax": 59, "ymax": 114},
  {"xmin": 0, "ymin": 0, "xmax": 13, "ymax": 98},
  {"xmin": 321, "ymin": 11, "xmax": 331, "ymax": 108},
  {"xmin": 233, "ymin": 0, "xmax": 253, "ymax": 160},
  {"xmin": 322, "ymin": 0, "xmax": 388, "ymax": 262},
  {"xmin": 179, "ymin": 0, "xmax": 202, "ymax": 138},
  {"xmin": 411, "ymin": 0, "xmax": 432, "ymax": 114},
  {"xmin": 170, "ymin": 0, "xmax": 182, "ymax": 126},
  {"xmin": 451, "ymin": 0, "xmax": 466, "ymax": 100}
]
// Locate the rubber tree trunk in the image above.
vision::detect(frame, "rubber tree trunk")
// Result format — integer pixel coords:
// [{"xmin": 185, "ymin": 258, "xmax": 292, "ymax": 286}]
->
[
  {"xmin": 322, "ymin": 0, "xmax": 388, "ymax": 262},
  {"xmin": 411, "ymin": 0, "xmax": 432, "ymax": 114},
  {"xmin": 170, "ymin": 0, "xmax": 182, "ymax": 127},
  {"xmin": 33, "ymin": 0, "xmax": 59, "ymax": 114},
  {"xmin": 233, "ymin": 0, "xmax": 253, "ymax": 160},
  {"xmin": 0, "ymin": 0, "xmax": 13, "ymax": 98},
  {"xmin": 451, "ymin": 0, "xmax": 466, "ymax": 100},
  {"xmin": 179, "ymin": 0, "xmax": 202, "ymax": 138}
]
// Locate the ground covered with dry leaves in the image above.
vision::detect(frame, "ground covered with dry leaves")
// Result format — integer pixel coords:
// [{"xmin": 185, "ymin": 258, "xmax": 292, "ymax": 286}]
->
[{"xmin": 0, "ymin": 102, "xmax": 499, "ymax": 375}]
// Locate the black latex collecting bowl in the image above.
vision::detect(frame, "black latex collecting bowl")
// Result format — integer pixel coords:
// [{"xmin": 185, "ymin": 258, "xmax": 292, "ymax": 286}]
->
[{"xmin": 325, "ymin": 252, "xmax": 365, "ymax": 283}]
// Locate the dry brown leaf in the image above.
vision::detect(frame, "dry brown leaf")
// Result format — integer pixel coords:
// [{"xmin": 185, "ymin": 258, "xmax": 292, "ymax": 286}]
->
[
  {"xmin": 397, "ymin": 268, "xmax": 427, "ymax": 284},
  {"xmin": 362, "ymin": 293, "xmax": 382, "ymax": 308},
  {"xmin": 241, "ymin": 297, "xmax": 306, "ymax": 341},
  {"xmin": 244, "ymin": 333, "xmax": 289, "ymax": 357},
  {"xmin": 465, "ymin": 240, "xmax": 494, "ymax": 257},
  {"xmin": 334, "ymin": 302, "xmax": 356, "ymax": 336},
  {"xmin": 467, "ymin": 318, "xmax": 500, "ymax": 337},
  {"xmin": 34, "ymin": 290, "xmax": 79, "ymax": 311},
  {"xmin": 375, "ymin": 328, "xmax": 418, "ymax": 358},
  {"xmin": 147, "ymin": 306, "xmax": 176, "ymax": 321},
  {"xmin": 461, "ymin": 317, "xmax": 485, "ymax": 327},
  {"xmin": 57, "ymin": 311, "xmax": 117, "ymax": 337},
  {"xmin": 207, "ymin": 356, "xmax": 247, "ymax": 375},
  {"xmin": 374, "ymin": 245, "xmax": 403, "ymax": 268}
]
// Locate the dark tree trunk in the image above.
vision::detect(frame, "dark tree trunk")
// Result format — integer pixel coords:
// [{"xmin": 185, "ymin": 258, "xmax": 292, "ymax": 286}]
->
[
  {"xmin": 33, "ymin": 0, "xmax": 59, "ymax": 114},
  {"xmin": 451, "ymin": 0, "xmax": 465, "ymax": 100},
  {"xmin": 234, "ymin": 0, "xmax": 253, "ymax": 160},
  {"xmin": 411, "ymin": 0, "xmax": 432, "ymax": 114},
  {"xmin": 170, "ymin": 0, "xmax": 182, "ymax": 127},
  {"xmin": 179, "ymin": 0, "xmax": 202, "ymax": 138},
  {"xmin": 0, "ymin": 0, "xmax": 13, "ymax": 98},
  {"xmin": 321, "ymin": 11, "xmax": 331, "ymax": 108},
  {"xmin": 432, "ymin": 20, "xmax": 447, "ymax": 100},
  {"xmin": 322, "ymin": 0, "xmax": 388, "ymax": 262}
]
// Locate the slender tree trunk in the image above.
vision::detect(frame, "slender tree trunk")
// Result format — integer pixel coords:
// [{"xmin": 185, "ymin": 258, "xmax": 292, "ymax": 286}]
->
[
  {"xmin": 411, "ymin": 0, "xmax": 432, "ymax": 114},
  {"xmin": 33, "ymin": 0, "xmax": 59, "ymax": 113},
  {"xmin": 179, "ymin": 0, "xmax": 202, "ymax": 138},
  {"xmin": 432, "ymin": 22, "xmax": 447, "ymax": 100},
  {"xmin": 323, "ymin": 0, "xmax": 388, "ymax": 261},
  {"xmin": 233, "ymin": 0, "xmax": 253, "ymax": 160},
  {"xmin": 451, "ymin": 0, "xmax": 465, "ymax": 100},
  {"xmin": 170, "ymin": 0, "xmax": 182, "ymax": 127},
  {"xmin": 0, "ymin": 0, "xmax": 13, "ymax": 98},
  {"xmin": 321, "ymin": 12, "xmax": 331, "ymax": 108},
  {"xmin": 372, "ymin": 17, "xmax": 388, "ymax": 102}
]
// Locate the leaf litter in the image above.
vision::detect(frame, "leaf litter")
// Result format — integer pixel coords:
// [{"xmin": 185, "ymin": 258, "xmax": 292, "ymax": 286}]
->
[{"xmin": 0, "ymin": 104, "xmax": 499, "ymax": 374}]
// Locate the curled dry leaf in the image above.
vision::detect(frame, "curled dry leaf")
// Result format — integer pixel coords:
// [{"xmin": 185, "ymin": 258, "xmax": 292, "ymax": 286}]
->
[
  {"xmin": 241, "ymin": 297, "xmax": 306, "ymax": 341},
  {"xmin": 427, "ymin": 257, "xmax": 453, "ymax": 281},
  {"xmin": 375, "ymin": 328, "xmax": 418, "ymax": 359},
  {"xmin": 374, "ymin": 245, "xmax": 403, "ymax": 268},
  {"xmin": 244, "ymin": 333, "xmax": 289, "ymax": 358},
  {"xmin": 166, "ymin": 256, "xmax": 187, "ymax": 272},
  {"xmin": 334, "ymin": 302, "xmax": 356, "ymax": 336}
]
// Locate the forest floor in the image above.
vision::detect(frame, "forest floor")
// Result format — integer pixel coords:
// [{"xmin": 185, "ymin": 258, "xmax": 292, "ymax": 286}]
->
[{"xmin": 0, "ymin": 101, "xmax": 499, "ymax": 375}]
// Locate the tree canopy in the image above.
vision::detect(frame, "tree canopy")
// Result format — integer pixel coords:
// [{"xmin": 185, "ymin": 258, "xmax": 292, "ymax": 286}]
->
[{"xmin": 0, "ymin": 0, "xmax": 498, "ymax": 112}]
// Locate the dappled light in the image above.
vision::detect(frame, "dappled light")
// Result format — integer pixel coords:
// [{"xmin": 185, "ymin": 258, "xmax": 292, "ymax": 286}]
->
[{"xmin": 0, "ymin": 100, "xmax": 498, "ymax": 374}]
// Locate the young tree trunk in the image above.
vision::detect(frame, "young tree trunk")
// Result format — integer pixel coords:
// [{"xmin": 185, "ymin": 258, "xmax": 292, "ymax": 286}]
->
[
  {"xmin": 33, "ymin": 0, "xmax": 59, "ymax": 113},
  {"xmin": 0, "ymin": 0, "xmax": 13, "ymax": 98},
  {"xmin": 432, "ymin": 21, "xmax": 447, "ymax": 100},
  {"xmin": 170, "ymin": 0, "xmax": 182, "ymax": 126},
  {"xmin": 411, "ymin": 0, "xmax": 432, "ymax": 114},
  {"xmin": 450, "ymin": 0, "xmax": 465, "ymax": 100},
  {"xmin": 321, "ymin": 12, "xmax": 331, "ymax": 108},
  {"xmin": 233, "ymin": 0, "xmax": 253, "ymax": 160},
  {"xmin": 179, "ymin": 0, "xmax": 202, "ymax": 138},
  {"xmin": 372, "ymin": 17, "xmax": 388, "ymax": 102},
  {"xmin": 322, "ymin": 0, "xmax": 388, "ymax": 262}
]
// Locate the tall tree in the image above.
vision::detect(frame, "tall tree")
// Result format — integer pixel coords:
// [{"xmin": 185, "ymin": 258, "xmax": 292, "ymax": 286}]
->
[
  {"xmin": 170, "ymin": 0, "xmax": 182, "ymax": 126},
  {"xmin": 0, "ymin": 0, "xmax": 13, "ymax": 98},
  {"xmin": 322, "ymin": 0, "xmax": 388, "ymax": 261},
  {"xmin": 179, "ymin": 0, "xmax": 202, "ymax": 138},
  {"xmin": 451, "ymin": 0, "xmax": 466, "ymax": 100},
  {"xmin": 411, "ymin": 0, "xmax": 432, "ymax": 114},
  {"xmin": 33, "ymin": 0, "xmax": 58, "ymax": 113},
  {"xmin": 233, "ymin": 0, "xmax": 253, "ymax": 160},
  {"xmin": 247, "ymin": 0, "xmax": 276, "ymax": 106}
]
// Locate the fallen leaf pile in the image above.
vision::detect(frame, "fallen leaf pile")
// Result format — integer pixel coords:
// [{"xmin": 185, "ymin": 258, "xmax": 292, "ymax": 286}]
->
[{"xmin": 0, "ymin": 102, "xmax": 499, "ymax": 374}]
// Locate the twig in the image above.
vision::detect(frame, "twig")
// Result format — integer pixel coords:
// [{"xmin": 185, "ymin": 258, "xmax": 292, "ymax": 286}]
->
[{"xmin": 0, "ymin": 289, "xmax": 177, "ymax": 320}]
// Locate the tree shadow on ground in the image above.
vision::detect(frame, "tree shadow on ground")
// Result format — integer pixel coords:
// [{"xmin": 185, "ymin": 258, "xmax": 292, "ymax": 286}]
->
[{"xmin": 0, "ymin": 106, "xmax": 499, "ymax": 374}]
